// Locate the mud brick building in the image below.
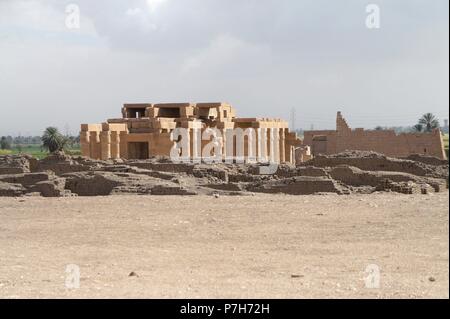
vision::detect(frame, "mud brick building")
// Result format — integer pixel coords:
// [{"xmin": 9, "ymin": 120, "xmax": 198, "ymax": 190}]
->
[
  {"xmin": 304, "ymin": 112, "xmax": 447, "ymax": 159},
  {"xmin": 80, "ymin": 102, "xmax": 304, "ymax": 164}
]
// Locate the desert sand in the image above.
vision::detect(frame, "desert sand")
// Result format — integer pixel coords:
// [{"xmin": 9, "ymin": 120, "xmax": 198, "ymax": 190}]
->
[{"xmin": 0, "ymin": 192, "xmax": 448, "ymax": 299}]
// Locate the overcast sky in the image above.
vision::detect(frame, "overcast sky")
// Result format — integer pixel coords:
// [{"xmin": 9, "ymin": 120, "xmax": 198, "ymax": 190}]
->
[{"xmin": 0, "ymin": 0, "xmax": 448, "ymax": 136}]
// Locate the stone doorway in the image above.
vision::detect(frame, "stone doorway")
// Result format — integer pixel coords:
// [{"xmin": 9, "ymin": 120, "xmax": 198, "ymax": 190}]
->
[{"xmin": 128, "ymin": 142, "xmax": 149, "ymax": 159}]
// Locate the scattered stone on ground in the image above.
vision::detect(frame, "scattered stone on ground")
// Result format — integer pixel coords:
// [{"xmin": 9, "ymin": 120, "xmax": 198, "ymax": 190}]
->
[{"xmin": 0, "ymin": 151, "xmax": 447, "ymax": 197}]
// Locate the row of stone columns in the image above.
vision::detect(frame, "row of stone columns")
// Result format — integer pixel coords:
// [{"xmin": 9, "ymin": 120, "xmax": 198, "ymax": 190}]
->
[
  {"xmin": 256, "ymin": 128, "xmax": 286, "ymax": 164},
  {"xmin": 80, "ymin": 130, "xmax": 122, "ymax": 160},
  {"xmin": 81, "ymin": 127, "xmax": 289, "ymax": 163},
  {"xmin": 184, "ymin": 127, "xmax": 288, "ymax": 164}
]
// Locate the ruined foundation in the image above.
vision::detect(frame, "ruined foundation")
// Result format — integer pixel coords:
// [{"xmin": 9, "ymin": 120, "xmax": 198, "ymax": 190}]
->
[{"xmin": 0, "ymin": 151, "xmax": 447, "ymax": 197}]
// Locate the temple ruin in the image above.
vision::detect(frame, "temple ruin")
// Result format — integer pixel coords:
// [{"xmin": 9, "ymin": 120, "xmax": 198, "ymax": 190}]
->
[
  {"xmin": 80, "ymin": 103, "xmax": 305, "ymax": 164},
  {"xmin": 303, "ymin": 112, "xmax": 447, "ymax": 159},
  {"xmin": 81, "ymin": 106, "xmax": 446, "ymax": 163}
]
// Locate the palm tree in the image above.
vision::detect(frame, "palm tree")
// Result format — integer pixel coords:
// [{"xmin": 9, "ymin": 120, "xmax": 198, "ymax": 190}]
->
[
  {"xmin": 41, "ymin": 127, "xmax": 68, "ymax": 153},
  {"xmin": 413, "ymin": 124, "xmax": 423, "ymax": 133},
  {"xmin": 418, "ymin": 113, "xmax": 440, "ymax": 133}
]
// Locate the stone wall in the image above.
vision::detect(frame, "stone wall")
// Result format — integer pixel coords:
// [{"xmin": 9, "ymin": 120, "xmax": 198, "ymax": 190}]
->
[{"xmin": 304, "ymin": 112, "xmax": 446, "ymax": 159}]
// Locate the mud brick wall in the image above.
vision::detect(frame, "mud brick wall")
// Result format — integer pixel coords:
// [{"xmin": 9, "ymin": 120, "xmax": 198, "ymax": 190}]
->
[{"xmin": 304, "ymin": 112, "xmax": 446, "ymax": 159}]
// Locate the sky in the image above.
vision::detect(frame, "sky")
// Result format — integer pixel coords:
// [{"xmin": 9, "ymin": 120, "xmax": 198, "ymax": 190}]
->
[{"xmin": 0, "ymin": 0, "xmax": 448, "ymax": 136}]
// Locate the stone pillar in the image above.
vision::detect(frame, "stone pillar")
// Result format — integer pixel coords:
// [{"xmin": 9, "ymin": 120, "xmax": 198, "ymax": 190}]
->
[
  {"xmin": 268, "ymin": 128, "xmax": 275, "ymax": 163},
  {"xmin": 254, "ymin": 128, "xmax": 259, "ymax": 162},
  {"xmin": 80, "ymin": 131, "xmax": 90, "ymax": 157},
  {"xmin": 279, "ymin": 128, "xmax": 286, "ymax": 163},
  {"xmin": 271, "ymin": 128, "xmax": 280, "ymax": 163},
  {"xmin": 222, "ymin": 129, "xmax": 227, "ymax": 161},
  {"xmin": 100, "ymin": 131, "xmax": 111, "ymax": 160},
  {"xmin": 110, "ymin": 131, "xmax": 120, "ymax": 159},
  {"xmin": 191, "ymin": 128, "xmax": 201, "ymax": 163},
  {"xmin": 89, "ymin": 131, "xmax": 101, "ymax": 160},
  {"xmin": 258, "ymin": 128, "xmax": 268, "ymax": 163},
  {"xmin": 246, "ymin": 128, "xmax": 256, "ymax": 163},
  {"xmin": 100, "ymin": 132, "xmax": 110, "ymax": 160},
  {"xmin": 183, "ymin": 128, "xmax": 191, "ymax": 162},
  {"xmin": 225, "ymin": 128, "xmax": 237, "ymax": 164},
  {"xmin": 120, "ymin": 131, "xmax": 128, "ymax": 159}
]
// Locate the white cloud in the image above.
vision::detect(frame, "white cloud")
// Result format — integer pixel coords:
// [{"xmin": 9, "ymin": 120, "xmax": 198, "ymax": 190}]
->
[
  {"xmin": 0, "ymin": 0, "xmax": 448, "ymax": 135},
  {"xmin": 0, "ymin": 0, "xmax": 98, "ymax": 39},
  {"xmin": 126, "ymin": 8, "xmax": 143, "ymax": 16},
  {"xmin": 146, "ymin": 0, "xmax": 168, "ymax": 13},
  {"xmin": 181, "ymin": 34, "xmax": 271, "ymax": 76},
  {"xmin": 125, "ymin": 6, "xmax": 158, "ymax": 31}
]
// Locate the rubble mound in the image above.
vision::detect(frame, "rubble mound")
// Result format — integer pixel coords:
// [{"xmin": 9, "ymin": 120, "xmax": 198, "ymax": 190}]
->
[
  {"xmin": 0, "ymin": 154, "xmax": 36, "ymax": 174},
  {"xmin": 402, "ymin": 154, "xmax": 449, "ymax": 167},
  {"xmin": 302, "ymin": 151, "xmax": 448, "ymax": 179},
  {"xmin": 0, "ymin": 151, "xmax": 447, "ymax": 197}
]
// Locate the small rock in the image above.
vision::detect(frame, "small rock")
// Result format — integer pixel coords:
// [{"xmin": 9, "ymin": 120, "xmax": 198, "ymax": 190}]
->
[
  {"xmin": 291, "ymin": 274, "xmax": 304, "ymax": 279},
  {"xmin": 24, "ymin": 192, "xmax": 41, "ymax": 197},
  {"xmin": 428, "ymin": 276, "xmax": 436, "ymax": 282},
  {"xmin": 213, "ymin": 193, "xmax": 220, "ymax": 199},
  {"xmin": 129, "ymin": 271, "xmax": 139, "ymax": 277}
]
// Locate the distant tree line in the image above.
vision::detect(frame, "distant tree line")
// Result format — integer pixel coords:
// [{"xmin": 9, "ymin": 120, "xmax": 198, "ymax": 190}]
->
[
  {"xmin": 374, "ymin": 113, "xmax": 446, "ymax": 134},
  {"xmin": 0, "ymin": 135, "xmax": 41, "ymax": 146},
  {"xmin": 412, "ymin": 113, "xmax": 441, "ymax": 133},
  {"xmin": 0, "ymin": 130, "xmax": 80, "ymax": 151}
]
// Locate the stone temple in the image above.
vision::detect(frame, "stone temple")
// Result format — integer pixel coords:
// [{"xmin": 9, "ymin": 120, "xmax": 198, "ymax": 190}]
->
[
  {"xmin": 81, "ymin": 104, "xmax": 447, "ymax": 163},
  {"xmin": 80, "ymin": 103, "xmax": 306, "ymax": 164}
]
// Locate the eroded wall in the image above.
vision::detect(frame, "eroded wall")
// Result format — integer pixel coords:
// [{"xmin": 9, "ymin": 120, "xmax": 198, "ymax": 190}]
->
[{"xmin": 303, "ymin": 112, "xmax": 446, "ymax": 159}]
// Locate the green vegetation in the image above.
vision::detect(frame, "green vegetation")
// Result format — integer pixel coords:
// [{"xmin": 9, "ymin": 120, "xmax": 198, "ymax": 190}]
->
[
  {"xmin": 1, "ymin": 144, "xmax": 81, "ymax": 159},
  {"xmin": 1, "ymin": 136, "xmax": 11, "ymax": 150},
  {"xmin": 0, "ymin": 149, "xmax": 12, "ymax": 155},
  {"xmin": 41, "ymin": 127, "xmax": 68, "ymax": 153},
  {"xmin": 0, "ymin": 128, "xmax": 81, "ymax": 159},
  {"xmin": 414, "ymin": 113, "xmax": 440, "ymax": 133}
]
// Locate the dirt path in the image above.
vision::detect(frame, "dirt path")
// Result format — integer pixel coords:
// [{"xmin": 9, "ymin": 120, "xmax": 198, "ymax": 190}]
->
[{"xmin": 0, "ymin": 192, "xmax": 448, "ymax": 299}]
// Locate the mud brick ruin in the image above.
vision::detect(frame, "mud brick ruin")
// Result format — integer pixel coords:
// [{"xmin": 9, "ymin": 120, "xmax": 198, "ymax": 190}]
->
[
  {"xmin": 81, "ymin": 105, "xmax": 446, "ymax": 164},
  {"xmin": 0, "ymin": 151, "xmax": 448, "ymax": 197},
  {"xmin": 304, "ymin": 112, "xmax": 447, "ymax": 159},
  {"xmin": 80, "ymin": 103, "xmax": 306, "ymax": 164}
]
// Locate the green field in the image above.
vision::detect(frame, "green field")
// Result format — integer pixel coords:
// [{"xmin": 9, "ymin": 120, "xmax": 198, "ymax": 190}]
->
[
  {"xmin": 0, "ymin": 144, "xmax": 81, "ymax": 159},
  {"xmin": 1, "ymin": 137, "xmax": 448, "ymax": 160}
]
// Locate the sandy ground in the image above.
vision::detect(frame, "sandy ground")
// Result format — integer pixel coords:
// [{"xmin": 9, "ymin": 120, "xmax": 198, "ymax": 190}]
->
[{"xmin": 0, "ymin": 192, "xmax": 448, "ymax": 299}]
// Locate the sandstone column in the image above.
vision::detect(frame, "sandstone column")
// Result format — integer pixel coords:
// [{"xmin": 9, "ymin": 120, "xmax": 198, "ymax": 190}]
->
[
  {"xmin": 279, "ymin": 128, "xmax": 286, "ymax": 163},
  {"xmin": 268, "ymin": 128, "xmax": 275, "ymax": 163},
  {"xmin": 80, "ymin": 131, "xmax": 90, "ymax": 157},
  {"xmin": 100, "ymin": 131, "xmax": 111, "ymax": 160},
  {"xmin": 272, "ymin": 128, "xmax": 280, "ymax": 163},
  {"xmin": 191, "ymin": 128, "xmax": 201, "ymax": 163},
  {"xmin": 110, "ymin": 131, "xmax": 121, "ymax": 159},
  {"xmin": 89, "ymin": 131, "xmax": 101, "ymax": 160},
  {"xmin": 120, "ymin": 131, "xmax": 128, "ymax": 159},
  {"xmin": 222, "ymin": 128, "xmax": 227, "ymax": 161},
  {"xmin": 258, "ymin": 128, "xmax": 268, "ymax": 163}
]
